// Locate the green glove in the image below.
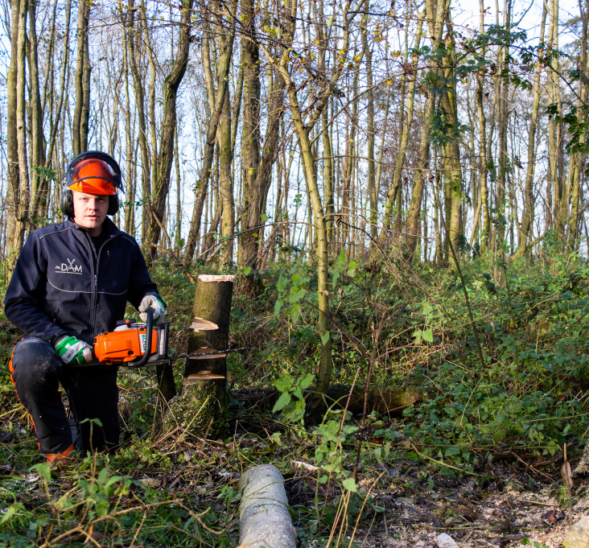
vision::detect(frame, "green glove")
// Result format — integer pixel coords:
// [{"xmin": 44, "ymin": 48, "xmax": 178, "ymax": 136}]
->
[
  {"xmin": 138, "ymin": 295, "xmax": 167, "ymax": 324},
  {"xmin": 55, "ymin": 336, "xmax": 93, "ymax": 366}
]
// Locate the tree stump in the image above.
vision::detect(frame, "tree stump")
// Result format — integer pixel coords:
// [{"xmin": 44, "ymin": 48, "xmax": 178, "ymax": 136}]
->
[{"xmin": 165, "ymin": 275, "xmax": 234, "ymax": 439}]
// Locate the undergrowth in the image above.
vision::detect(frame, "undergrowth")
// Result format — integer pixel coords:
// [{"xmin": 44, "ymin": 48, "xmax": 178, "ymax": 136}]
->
[{"xmin": 0, "ymin": 247, "xmax": 587, "ymax": 545}]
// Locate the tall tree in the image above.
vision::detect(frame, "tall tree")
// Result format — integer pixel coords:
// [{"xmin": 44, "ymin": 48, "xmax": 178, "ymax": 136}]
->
[
  {"xmin": 183, "ymin": 2, "xmax": 237, "ymax": 264},
  {"xmin": 6, "ymin": 0, "xmax": 21, "ymax": 258},
  {"xmin": 144, "ymin": 0, "xmax": 195, "ymax": 260},
  {"xmin": 73, "ymin": 0, "xmax": 91, "ymax": 156}
]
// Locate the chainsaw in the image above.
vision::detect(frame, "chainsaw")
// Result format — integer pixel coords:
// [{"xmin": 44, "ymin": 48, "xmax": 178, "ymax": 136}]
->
[{"xmin": 91, "ymin": 307, "xmax": 249, "ymax": 368}]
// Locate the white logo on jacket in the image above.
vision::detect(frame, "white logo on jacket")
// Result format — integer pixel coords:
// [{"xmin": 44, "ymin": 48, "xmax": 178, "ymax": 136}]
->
[{"xmin": 55, "ymin": 258, "xmax": 82, "ymax": 275}]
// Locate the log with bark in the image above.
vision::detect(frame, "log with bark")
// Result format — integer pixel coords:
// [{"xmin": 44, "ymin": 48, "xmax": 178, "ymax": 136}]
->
[
  {"xmin": 238, "ymin": 464, "xmax": 296, "ymax": 548},
  {"xmin": 233, "ymin": 384, "xmax": 434, "ymax": 416}
]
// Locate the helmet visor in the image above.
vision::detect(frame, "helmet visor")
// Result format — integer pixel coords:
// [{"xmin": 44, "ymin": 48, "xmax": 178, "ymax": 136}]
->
[{"xmin": 68, "ymin": 158, "xmax": 117, "ymax": 195}]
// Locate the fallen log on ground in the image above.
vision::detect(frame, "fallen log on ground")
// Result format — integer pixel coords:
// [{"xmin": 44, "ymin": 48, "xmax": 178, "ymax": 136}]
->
[
  {"xmin": 233, "ymin": 384, "xmax": 434, "ymax": 416},
  {"xmin": 238, "ymin": 464, "xmax": 296, "ymax": 548}
]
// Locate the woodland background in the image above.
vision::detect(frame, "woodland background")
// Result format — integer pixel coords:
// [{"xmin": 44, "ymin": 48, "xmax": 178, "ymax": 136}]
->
[{"xmin": 0, "ymin": 0, "xmax": 589, "ymax": 546}]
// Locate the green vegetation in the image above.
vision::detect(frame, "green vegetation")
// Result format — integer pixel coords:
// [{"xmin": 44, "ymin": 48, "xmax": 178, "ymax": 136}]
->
[{"xmin": 0, "ymin": 248, "xmax": 588, "ymax": 545}]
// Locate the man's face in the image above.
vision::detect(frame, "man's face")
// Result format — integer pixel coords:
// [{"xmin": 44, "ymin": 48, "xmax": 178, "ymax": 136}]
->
[{"xmin": 72, "ymin": 191, "xmax": 109, "ymax": 233}]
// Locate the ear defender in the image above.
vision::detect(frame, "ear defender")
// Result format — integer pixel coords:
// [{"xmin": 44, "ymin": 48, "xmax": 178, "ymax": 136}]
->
[
  {"xmin": 107, "ymin": 194, "xmax": 119, "ymax": 216},
  {"xmin": 60, "ymin": 189, "xmax": 120, "ymax": 217},
  {"xmin": 60, "ymin": 189, "xmax": 74, "ymax": 218}
]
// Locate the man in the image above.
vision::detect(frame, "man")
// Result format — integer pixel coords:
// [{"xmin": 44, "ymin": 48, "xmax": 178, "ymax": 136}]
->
[{"xmin": 5, "ymin": 151, "xmax": 166, "ymax": 464}]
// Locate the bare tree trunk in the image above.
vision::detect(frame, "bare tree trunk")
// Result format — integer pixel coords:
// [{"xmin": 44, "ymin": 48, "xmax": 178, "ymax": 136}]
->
[
  {"xmin": 404, "ymin": 92, "xmax": 435, "ymax": 260},
  {"xmin": 567, "ymin": 0, "xmax": 588, "ymax": 247},
  {"xmin": 362, "ymin": 16, "xmax": 376, "ymax": 243},
  {"xmin": 28, "ymin": 0, "xmax": 47, "ymax": 220},
  {"xmin": 144, "ymin": 0, "xmax": 195, "ymax": 260},
  {"xmin": 73, "ymin": 0, "xmax": 90, "ymax": 156},
  {"xmin": 380, "ymin": 10, "xmax": 425, "ymax": 240},
  {"xmin": 520, "ymin": 3, "xmax": 547, "ymax": 250},
  {"xmin": 238, "ymin": 0, "xmax": 261, "ymax": 271},
  {"xmin": 123, "ymin": 16, "xmax": 135, "ymax": 235},
  {"xmin": 219, "ymin": 91, "xmax": 234, "ymax": 267},
  {"xmin": 184, "ymin": 3, "xmax": 236, "ymax": 264},
  {"xmin": 6, "ymin": 0, "xmax": 20, "ymax": 258},
  {"xmin": 476, "ymin": 0, "xmax": 490, "ymax": 251},
  {"xmin": 14, "ymin": 0, "xmax": 30, "ymax": 252},
  {"xmin": 268, "ymin": 0, "xmax": 356, "ymax": 394},
  {"xmin": 125, "ymin": 0, "xmax": 151, "ymax": 244},
  {"xmin": 174, "ymin": 126, "xmax": 182, "ymax": 251}
]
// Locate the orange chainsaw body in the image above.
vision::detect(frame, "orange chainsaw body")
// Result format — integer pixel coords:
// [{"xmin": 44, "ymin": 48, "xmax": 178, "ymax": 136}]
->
[{"xmin": 93, "ymin": 318, "xmax": 169, "ymax": 366}]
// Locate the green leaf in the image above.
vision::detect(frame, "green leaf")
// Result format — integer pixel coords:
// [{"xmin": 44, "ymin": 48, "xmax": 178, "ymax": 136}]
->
[
  {"xmin": 342, "ymin": 478, "xmax": 357, "ymax": 492},
  {"xmin": 272, "ymin": 373, "xmax": 294, "ymax": 392},
  {"xmin": 105, "ymin": 476, "xmax": 123, "ymax": 491},
  {"xmin": 98, "ymin": 467, "xmax": 109, "ymax": 485},
  {"xmin": 299, "ymin": 374, "xmax": 315, "ymax": 390},
  {"xmin": 320, "ymin": 330, "xmax": 330, "ymax": 345},
  {"xmin": 290, "ymin": 303, "xmax": 301, "ymax": 323},
  {"xmin": 422, "ymin": 302, "xmax": 433, "ymax": 315},
  {"xmin": 445, "ymin": 446, "xmax": 461, "ymax": 457},
  {"xmin": 326, "ymin": 16, "xmax": 334, "ymax": 26},
  {"xmin": 31, "ymin": 463, "xmax": 52, "ymax": 483},
  {"xmin": 0, "ymin": 503, "xmax": 23, "ymax": 525},
  {"xmin": 243, "ymin": 266, "xmax": 252, "ymax": 276},
  {"xmin": 273, "ymin": 392, "xmax": 292, "ymax": 412},
  {"xmin": 275, "ymin": 299, "xmax": 283, "ymax": 315},
  {"xmin": 422, "ymin": 328, "xmax": 433, "ymax": 343},
  {"xmin": 289, "ymin": 287, "xmax": 306, "ymax": 303},
  {"xmin": 318, "ymin": 474, "xmax": 328, "ymax": 484},
  {"xmin": 261, "ymin": 213, "xmax": 268, "ymax": 223}
]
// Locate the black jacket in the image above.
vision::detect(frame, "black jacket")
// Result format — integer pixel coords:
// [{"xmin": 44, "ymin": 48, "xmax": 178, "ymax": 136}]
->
[{"xmin": 5, "ymin": 218, "xmax": 162, "ymax": 345}]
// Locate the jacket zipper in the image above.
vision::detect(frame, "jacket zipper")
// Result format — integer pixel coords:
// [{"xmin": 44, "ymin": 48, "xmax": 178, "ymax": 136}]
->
[
  {"xmin": 79, "ymin": 233, "xmax": 97, "ymax": 335},
  {"xmin": 93, "ymin": 235, "xmax": 121, "ymax": 335},
  {"xmin": 80, "ymin": 231, "xmax": 122, "ymax": 336}
]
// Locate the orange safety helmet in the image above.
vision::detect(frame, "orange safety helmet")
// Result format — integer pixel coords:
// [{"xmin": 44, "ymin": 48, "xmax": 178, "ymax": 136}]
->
[
  {"xmin": 65, "ymin": 151, "xmax": 123, "ymax": 195},
  {"xmin": 68, "ymin": 159, "xmax": 116, "ymax": 195}
]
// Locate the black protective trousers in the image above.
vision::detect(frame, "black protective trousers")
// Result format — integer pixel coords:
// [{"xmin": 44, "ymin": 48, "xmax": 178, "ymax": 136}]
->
[{"xmin": 10, "ymin": 337, "xmax": 120, "ymax": 454}]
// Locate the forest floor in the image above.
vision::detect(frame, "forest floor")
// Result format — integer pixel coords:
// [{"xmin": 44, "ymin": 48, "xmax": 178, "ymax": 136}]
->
[{"xmin": 0, "ymin": 249, "xmax": 588, "ymax": 547}]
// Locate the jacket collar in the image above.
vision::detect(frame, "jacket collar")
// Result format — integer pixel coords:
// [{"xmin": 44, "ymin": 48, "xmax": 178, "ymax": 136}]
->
[{"xmin": 66, "ymin": 217, "xmax": 122, "ymax": 239}]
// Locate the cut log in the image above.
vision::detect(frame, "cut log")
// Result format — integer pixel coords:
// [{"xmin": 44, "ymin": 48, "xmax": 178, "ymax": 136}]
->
[
  {"xmin": 166, "ymin": 275, "xmax": 234, "ymax": 439},
  {"xmin": 232, "ymin": 384, "xmax": 433, "ymax": 416},
  {"xmin": 238, "ymin": 464, "xmax": 296, "ymax": 548},
  {"xmin": 317, "ymin": 384, "xmax": 434, "ymax": 415}
]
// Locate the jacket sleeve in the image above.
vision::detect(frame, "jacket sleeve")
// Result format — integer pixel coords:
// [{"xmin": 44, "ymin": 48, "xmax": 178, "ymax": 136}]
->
[
  {"xmin": 126, "ymin": 238, "xmax": 165, "ymax": 310},
  {"xmin": 4, "ymin": 232, "xmax": 70, "ymax": 344}
]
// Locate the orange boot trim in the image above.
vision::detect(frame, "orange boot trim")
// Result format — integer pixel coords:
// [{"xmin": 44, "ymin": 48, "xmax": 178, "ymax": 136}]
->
[{"xmin": 46, "ymin": 443, "xmax": 74, "ymax": 465}]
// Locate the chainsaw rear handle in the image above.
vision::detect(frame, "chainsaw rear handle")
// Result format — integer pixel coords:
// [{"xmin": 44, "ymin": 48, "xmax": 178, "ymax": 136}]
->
[{"xmin": 133, "ymin": 307, "xmax": 153, "ymax": 368}]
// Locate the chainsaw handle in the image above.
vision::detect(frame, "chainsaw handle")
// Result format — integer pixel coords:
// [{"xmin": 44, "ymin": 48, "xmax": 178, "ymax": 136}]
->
[{"xmin": 134, "ymin": 307, "xmax": 154, "ymax": 368}]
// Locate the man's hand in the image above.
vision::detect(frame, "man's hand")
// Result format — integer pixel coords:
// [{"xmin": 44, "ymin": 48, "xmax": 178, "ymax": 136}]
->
[
  {"xmin": 55, "ymin": 336, "xmax": 93, "ymax": 366},
  {"xmin": 138, "ymin": 295, "xmax": 167, "ymax": 324}
]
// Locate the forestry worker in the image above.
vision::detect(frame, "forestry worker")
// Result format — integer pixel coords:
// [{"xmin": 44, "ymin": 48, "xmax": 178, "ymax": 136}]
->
[{"xmin": 4, "ymin": 151, "xmax": 167, "ymax": 464}]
